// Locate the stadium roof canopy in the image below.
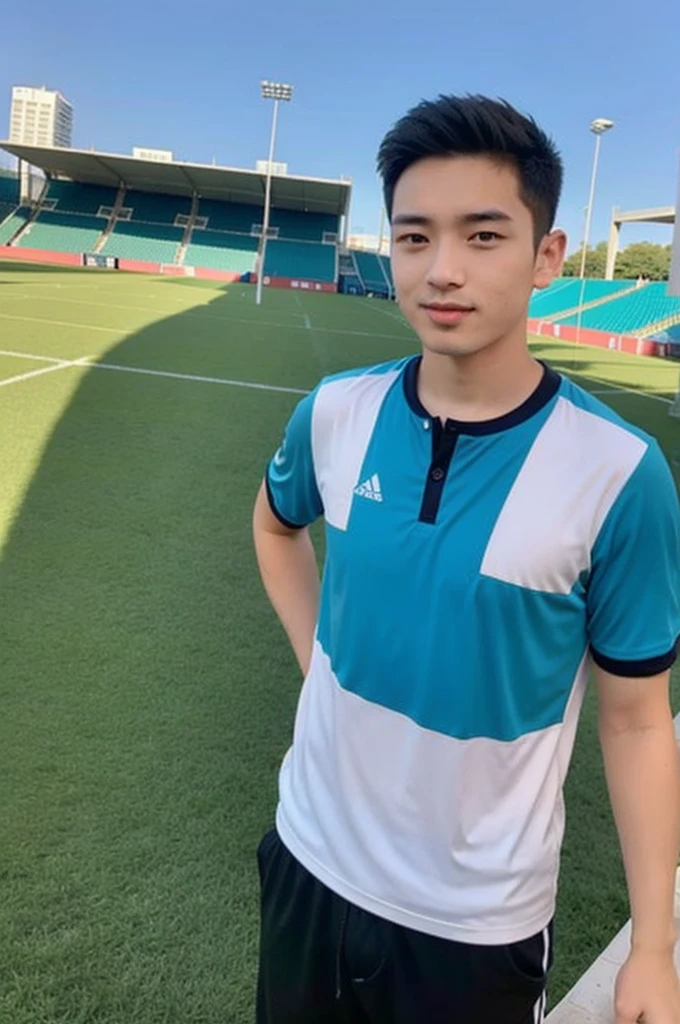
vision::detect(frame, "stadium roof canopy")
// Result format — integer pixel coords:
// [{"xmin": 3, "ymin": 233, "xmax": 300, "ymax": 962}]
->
[{"xmin": 0, "ymin": 142, "xmax": 352, "ymax": 217}]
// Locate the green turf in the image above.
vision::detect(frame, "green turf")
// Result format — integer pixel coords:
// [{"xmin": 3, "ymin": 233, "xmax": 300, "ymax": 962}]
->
[{"xmin": 1, "ymin": 260, "xmax": 679, "ymax": 1023}]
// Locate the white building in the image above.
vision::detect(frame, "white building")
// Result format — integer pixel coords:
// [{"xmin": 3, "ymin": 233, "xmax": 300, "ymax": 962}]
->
[
  {"xmin": 132, "ymin": 147, "xmax": 174, "ymax": 163},
  {"xmin": 9, "ymin": 86, "xmax": 73, "ymax": 148},
  {"xmin": 347, "ymin": 233, "xmax": 390, "ymax": 255}
]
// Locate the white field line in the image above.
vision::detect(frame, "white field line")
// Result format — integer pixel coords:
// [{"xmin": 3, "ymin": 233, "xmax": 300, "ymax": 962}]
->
[
  {"xmin": 367, "ymin": 301, "xmax": 408, "ymax": 327},
  {"xmin": 0, "ymin": 348, "xmax": 308, "ymax": 396},
  {"xmin": 0, "ymin": 355, "xmax": 90, "ymax": 388},
  {"xmin": 569, "ymin": 370, "xmax": 673, "ymax": 404},
  {"xmin": 0, "ymin": 306, "xmax": 409, "ymax": 342},
  {"xmin": 0, "ymin": 315, "xmax": 672, "ymax": 405},
  {"xmin": 0, "ymin": 312, "xmax": 121, "ymax": 334}
]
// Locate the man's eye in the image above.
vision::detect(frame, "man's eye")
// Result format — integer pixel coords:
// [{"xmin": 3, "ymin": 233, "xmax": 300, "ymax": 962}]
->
[
  {"xmin": 398, "ymin": 233, "xmax": 428, "ymax": 244},
  {"xmin": 472, "ymin": 231, "xmax": 501, "ymax": 243}
]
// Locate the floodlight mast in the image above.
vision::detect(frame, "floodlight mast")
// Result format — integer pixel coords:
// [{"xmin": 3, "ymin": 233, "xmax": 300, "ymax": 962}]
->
[
  {"xmin": 255, "ymin": 81, "xmax": 293, "ymax": 306},
  {"xmin": 575, "ymin": 118, "xmax": 615, "ymax": 344}
]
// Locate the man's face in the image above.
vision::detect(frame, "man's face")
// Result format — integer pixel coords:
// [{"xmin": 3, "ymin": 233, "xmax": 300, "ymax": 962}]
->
[{"xmin": 390, "ymin": 155, "xmax": 564, "ymax": 358}]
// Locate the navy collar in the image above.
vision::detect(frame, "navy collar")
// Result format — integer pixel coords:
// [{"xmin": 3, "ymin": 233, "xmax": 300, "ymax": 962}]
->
[{"xmin": 403, "ymin": 356, "xmax": 561, "ymax": 436}]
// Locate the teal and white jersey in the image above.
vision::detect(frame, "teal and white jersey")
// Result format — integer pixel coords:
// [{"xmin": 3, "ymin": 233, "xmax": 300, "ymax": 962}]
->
[{"xmin": 265, "ymin": 356, "xmax": 680, "ymax": 945}]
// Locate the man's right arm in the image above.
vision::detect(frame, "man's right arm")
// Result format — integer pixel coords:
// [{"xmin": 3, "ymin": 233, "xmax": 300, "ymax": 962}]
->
[{"xmin": 252, "ymin": 480, "xmax": 320, "ymax": 677}]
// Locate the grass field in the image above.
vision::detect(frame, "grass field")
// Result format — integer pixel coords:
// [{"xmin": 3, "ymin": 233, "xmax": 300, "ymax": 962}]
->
[{"xmin": 1, "ymin": 260, "xmax": 679, "ymax": 1024}]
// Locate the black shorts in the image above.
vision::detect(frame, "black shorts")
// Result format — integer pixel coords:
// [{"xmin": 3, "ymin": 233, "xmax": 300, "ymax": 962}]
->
[{"xmin": 256, "ymin": 828, "xmax": 554, "ymax": 1024}]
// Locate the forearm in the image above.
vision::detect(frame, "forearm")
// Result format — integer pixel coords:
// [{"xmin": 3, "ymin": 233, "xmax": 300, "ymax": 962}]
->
[
  {"xmin": 254, "ymin": 524, "xmax": 320, "ymax": 676},
  {"xmin": 600, "ymin": 715, "xmax": 680, "ymax": 952}
]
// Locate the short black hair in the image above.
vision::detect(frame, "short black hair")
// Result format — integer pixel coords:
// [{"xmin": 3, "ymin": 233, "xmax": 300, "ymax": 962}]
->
[{"xmin": 377, "ymin": 94, "xmax": 563, "ymax": 245}]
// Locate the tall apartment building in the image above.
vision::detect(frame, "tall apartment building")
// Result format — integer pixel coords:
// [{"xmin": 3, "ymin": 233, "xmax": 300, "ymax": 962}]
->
[{"xmin": 9, "ymin": 86, "xmax": 73, "ymax": 148}]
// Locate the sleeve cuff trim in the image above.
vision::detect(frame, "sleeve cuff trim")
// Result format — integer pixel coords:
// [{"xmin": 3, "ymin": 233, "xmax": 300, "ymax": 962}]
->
[
  {"xmin": 591, "ymin": 641, "xmax": 678, "ymax": 677},
  {"xmin": 265, "ymin": 471, "xmax": 306, "ymax": 531}
]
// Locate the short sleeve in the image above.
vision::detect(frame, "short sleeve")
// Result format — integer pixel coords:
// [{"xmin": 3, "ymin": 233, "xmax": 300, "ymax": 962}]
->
[
  {"xmin": 265, "ymin": 390, "xmax": 323, "ymax": 529},
  {"xmin": 587, "ymin": 439, "xmax": 680, "ymax": 677}
]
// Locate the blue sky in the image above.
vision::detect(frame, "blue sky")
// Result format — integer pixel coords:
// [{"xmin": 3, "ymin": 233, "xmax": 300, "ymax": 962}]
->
[{"xmin": 1, "ymin": 0, "xmax": 678, "ymax": 255}]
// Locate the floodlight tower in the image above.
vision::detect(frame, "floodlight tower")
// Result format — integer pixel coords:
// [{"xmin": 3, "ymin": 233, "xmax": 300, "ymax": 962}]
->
[
  {"xmin": 576, "ymin": 118, "xmax": 615, "ymax": 343},
  {"xmin": 256, "ymin": 80, "xmax": 293, "ymax": 306}
]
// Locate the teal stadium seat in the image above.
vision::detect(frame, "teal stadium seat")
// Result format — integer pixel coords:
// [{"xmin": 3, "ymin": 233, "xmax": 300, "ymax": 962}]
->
[
  {"xmin": 47, "ymin": 180, "xmax": 118, "ymax": 215},
  {"xmin": 123, "ymin": 190, "xmax": 191, "ymax": 224},
  {"xmin": 555, "ymin": 283, "xmax": 680, "ymax": 333},
  {"xmin": 354, "ymin": 250, "xmax": 390, "ymax": 295},
  {"xmin": 185, "ymin": 231, "xmax": 258, "ymax": 273},
  {"xmin": 528, "ymin": 278, "xmax": 635, "ymax": 319},
  {"xmin": 18, "ymin": 211, "xmax": 105, "ymax": 253},
  {"xmin": 0, "ymin": 201, "xmax": 18, "ymax": 225},
  {"xmin": 103, "ymin": 222, "xmax": 184, "ymax": 263},
  {"xmin": 0, "ymin": 171, "xmax": 22, "ymax": 237},
  {"xmin": 0, "ymin": 208, "xmax": 31, "ymax": 246},
  {"xmin": 263, "ymin": 240, "xmax": 335, "ymax": 282},
  {"xmin": 0, "ymin": 170, "xmax": 20, "ymax": 215},
  {"xmin": 379, "ymin": 255, "xmax": 394, "ymax": 288},
  {"xmin": 196, "ymin": 200, "xmax": 262, "ymax": 234},
  {"xmin": 269, "ymin": 209, "xmax": 338, "ymax": 242}
]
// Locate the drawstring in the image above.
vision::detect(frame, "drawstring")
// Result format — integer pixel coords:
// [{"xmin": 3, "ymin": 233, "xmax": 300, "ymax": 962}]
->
[{"xmin": 335, "ymin": 901, "xmax": 350, "ymax": 1000}]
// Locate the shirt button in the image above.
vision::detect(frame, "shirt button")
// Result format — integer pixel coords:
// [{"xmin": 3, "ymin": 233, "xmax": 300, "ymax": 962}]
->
[
  {"xmin": 423, "ymin": 420, "xmax": 430, "ymax": 430},
  {"xmin": 431, "ymin": 467, "xmax": 445, "ymax": 482}
]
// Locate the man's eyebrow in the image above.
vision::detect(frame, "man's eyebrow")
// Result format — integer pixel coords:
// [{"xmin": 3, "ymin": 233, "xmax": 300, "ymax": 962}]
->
[
  {"xmin": 391, "ymin": 214, "xmax": 433, "ymax": 228},
  {"xmin": 391, "ymin": 209, "xmax": 514, "ymax": 228},
  {"xmin": 460, "ymin": 209, "xmax": 514, "ymax": 225}
]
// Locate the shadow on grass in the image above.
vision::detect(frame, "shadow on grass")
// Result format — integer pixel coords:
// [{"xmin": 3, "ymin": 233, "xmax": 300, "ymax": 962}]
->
[
  {"xmin": 0, "ymin": 265, "xmax": 676, "ymax": 1020},
  {"xmin": 0, "ymin": 273, "xmax": 306, "ymax": 1024}
]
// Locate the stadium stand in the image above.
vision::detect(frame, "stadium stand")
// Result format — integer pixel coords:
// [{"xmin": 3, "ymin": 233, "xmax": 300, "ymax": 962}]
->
[
  {"xmin": 269, "ymin": 209, "xmax": 338, "ymax": 242},
  {"xmin": 379, "ymin": 254, "xmax": 394, "ymax": 290},
  {"xmin": 184, "ymin": 231, "xmax": 258, "ymax": 274},
  {"xmin": 102, "ymin": 221, "xmax": 184, "ymax": 263},
  {"xmin": 197, "ymin": 199, "xmax": 263, "ymax": 234},
  {"xmin": 0, "ymin": 207, "xmax": 31, "ymax": 246},
  {"xmin": 263, "ymin": 239, "xmax": 335, "ymax": 282},
  {"xmin": 555, "ymin": 283, "xmax": 680, "ymax": 334},
  {"xmin": 18, "ymin": 211, "xmax": 104, "ymax": 253},
  {"xmin": 188, "ymin": 199, "xmax": 339, "ymax": 279},
  {"xmin": 0, "ymin": 201, "xmax": 18, "ymax": 225},
  {"xmin": 98, "ymin": 190, "xmax": 191, "ymax": 262},
  {"xmin": 47, "ymin": 179, "xmax": 117, "ymax": 215},
  {"xmin": 353, "ymin": 250, "xmax": 390, "ymax": 295},
  {"xmin": 338, "ymin": 251, "xmax": 364, "ymax": 294},
  {"xmin": 528, "ymin": 278, "xmax": 636, "ymax": 319},
  {"xmin": 0, "ymin": 169, "xmax": 20, "ymax": 224},
  {"xmin": 123, "ymin": 190, "xmax": 192, "ymax": 224}
]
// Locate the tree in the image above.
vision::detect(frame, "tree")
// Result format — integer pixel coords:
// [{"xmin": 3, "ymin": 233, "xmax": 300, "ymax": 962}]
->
[
  {"xmin": 562, "ymin": 241, "xmax": 607, "ymax": 278},
  {"xmin": 614, "ymin": 242, "xmax": 671, "ymax": 281},
  {"xmin": 561, "ymin": 241, "xmax": 671, "ymax": 281}
]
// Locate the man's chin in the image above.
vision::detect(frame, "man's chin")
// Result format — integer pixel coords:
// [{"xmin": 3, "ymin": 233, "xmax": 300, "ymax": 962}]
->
[{"xmin": 419, "ymin": 329, "xmax": 490, "ymax": 358}]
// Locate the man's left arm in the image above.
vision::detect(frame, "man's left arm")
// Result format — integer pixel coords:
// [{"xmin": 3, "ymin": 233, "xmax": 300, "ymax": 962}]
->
[
  {"xmin": 597, "ymin": 665, "xmax": 680, "ymax": 959},
  {"xmin": 587, "ymin": 439, "xmax": 680, "ymax": 1021}
]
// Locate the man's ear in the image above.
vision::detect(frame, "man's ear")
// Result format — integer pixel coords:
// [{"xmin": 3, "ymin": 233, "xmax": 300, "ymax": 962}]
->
[{"xmin": 534, "ymin": 229, "xmax": 567, "ymax": 290}]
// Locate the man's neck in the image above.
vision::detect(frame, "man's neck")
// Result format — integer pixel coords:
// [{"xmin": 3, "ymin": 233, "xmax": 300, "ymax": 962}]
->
[{"xmin": 417, "ymin": 338, "xmax": 543, "ymax": 424}]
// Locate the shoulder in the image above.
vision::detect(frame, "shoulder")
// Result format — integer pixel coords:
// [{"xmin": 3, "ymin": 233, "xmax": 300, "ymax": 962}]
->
[
  {"xmin": 554, "ymin": 376, "xmax": 654, "ymax": 464},
  {"xmin": 554, "ymin": 377, "xmax": 676, "ymax": 513},
  {"xmin": 311, "ymin": 357, "xmax": 411, "ymax": 422}
]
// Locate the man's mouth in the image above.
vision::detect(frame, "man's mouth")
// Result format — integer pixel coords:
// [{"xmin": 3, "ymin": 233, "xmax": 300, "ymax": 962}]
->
[{"xmin": 421, "ymin": 302, "xmax": 475, "ymax": 325}]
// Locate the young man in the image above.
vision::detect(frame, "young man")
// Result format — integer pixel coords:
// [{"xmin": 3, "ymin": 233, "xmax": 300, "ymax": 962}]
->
[{"xmin": 252, "ymin": 95, "xmax": 680, "ymax": 1023}]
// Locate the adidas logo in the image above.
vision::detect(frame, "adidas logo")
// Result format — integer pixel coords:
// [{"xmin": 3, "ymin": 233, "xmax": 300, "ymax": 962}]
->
[{"xmin": 354, "ymin": 473, "xmax": 383, "ymax": 502}]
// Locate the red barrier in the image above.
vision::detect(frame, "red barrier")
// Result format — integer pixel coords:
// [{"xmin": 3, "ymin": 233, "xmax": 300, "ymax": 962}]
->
[
  {"xmin": 116, "ymin": 258, "xmax": 162, "ymax": 275},
  {"xmin": 0, "ymin": 246, "xmax": 81, "ymax": 267},
  {"xmin": 0, "ymin": 248, "xmax": 338, "ymax": 294},
  {"xmin": 192, "ymin": 267, "xmax": 242, "ymax": 283},
  {"xmin": 528, "ymin": 319, "xmax": 669, "ymax": 359}
]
